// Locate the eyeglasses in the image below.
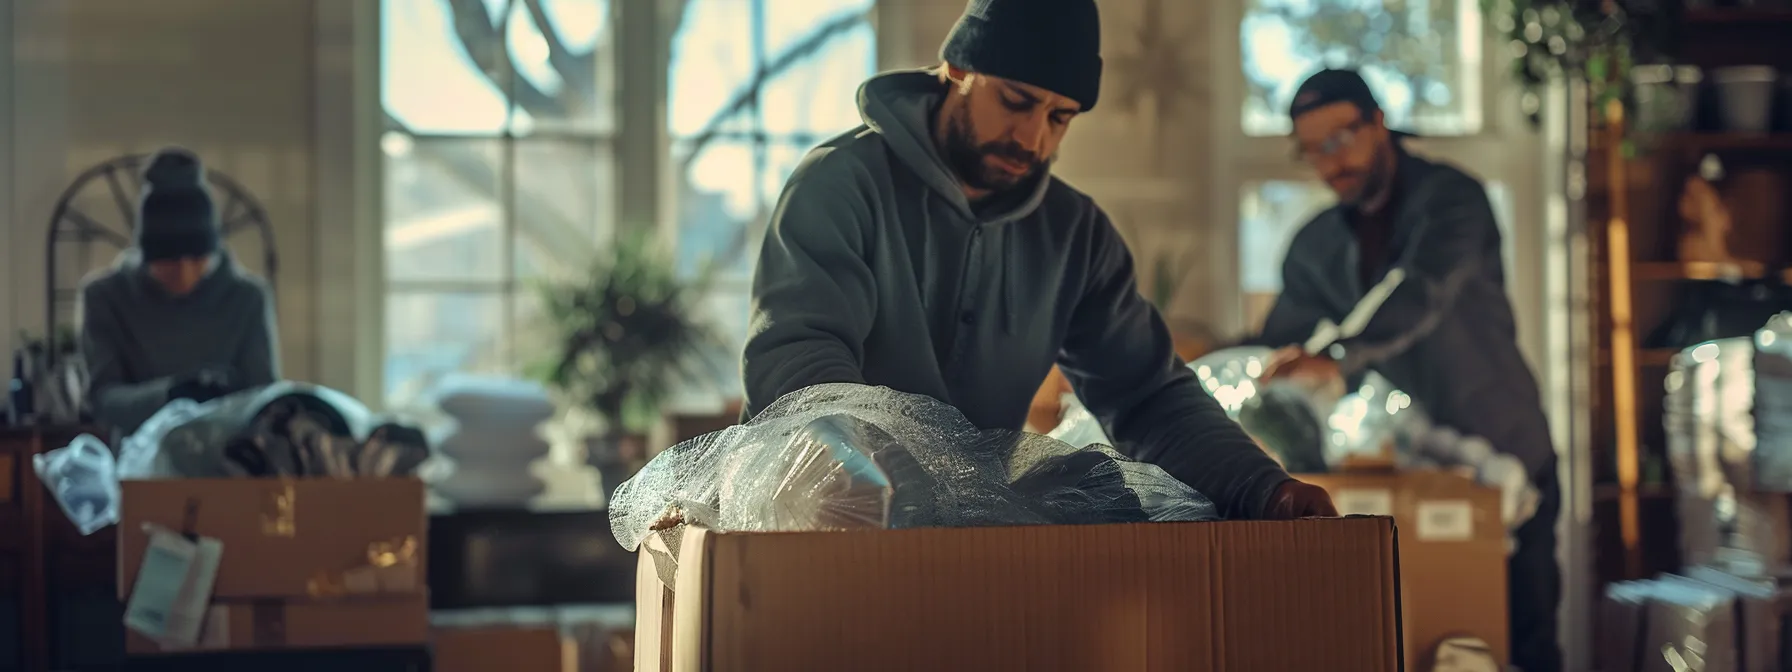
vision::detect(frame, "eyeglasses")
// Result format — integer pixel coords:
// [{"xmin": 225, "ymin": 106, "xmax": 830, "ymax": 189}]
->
[{"xmin": 1292, "ymin": 120, "xmax": 1367, "ymax": 164}]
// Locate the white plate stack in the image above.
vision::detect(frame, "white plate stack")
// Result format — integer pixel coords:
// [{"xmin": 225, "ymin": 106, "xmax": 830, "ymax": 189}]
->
[{"xmin": 428, "ymin": 375, "xmax": 556, "ymax": 509}]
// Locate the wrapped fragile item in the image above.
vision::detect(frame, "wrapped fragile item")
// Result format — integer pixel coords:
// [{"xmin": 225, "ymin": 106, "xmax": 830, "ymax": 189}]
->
[
  {"xmin": 1051, "ymin": 346, "xmax": 1541, "ymax": 538},
  {"xmin": 1754, "ymin": 313, "xmax": 1792, "ymax": 490},
  {"xmin": 34, "ymin": 381, "xmax": 432, "ymax": 535},
  {"xmin": 1665, "ymin": 338, "xmax": 1757, "ymax": 499},
  {"xmin": 608, "ymin": 383, "xmax": 1218, "ymax": 552},
  {"xmin": 1663, "ymin": 336, "xmax": 1792, "ymax": 571},
  {"xmin": 1600, "ymin": 571, "xmax": 1789, "ymax": 672}
]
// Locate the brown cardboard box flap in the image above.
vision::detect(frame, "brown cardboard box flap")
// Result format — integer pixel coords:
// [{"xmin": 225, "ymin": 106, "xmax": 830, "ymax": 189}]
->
[
  {"xmin": 119, "ymin": 478, "xmax": 427, "ymax": 600},
  {"xmin": 1302, "ymin": 470, "xmax": 1509, "ymax": 670},
  {"xmin": 638, "ymin": 517, "xmax": 1401, "ymax": 672},
  {"xmin": 126, "ymin": 596, "xmax": 429, "ymax": 654},
  {"xmin": 433, "ymin": 626, "xmax": 578, "ymax": 672}
]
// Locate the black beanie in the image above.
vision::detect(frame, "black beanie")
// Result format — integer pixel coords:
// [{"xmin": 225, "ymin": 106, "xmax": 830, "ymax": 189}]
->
[
  {"xmin": 136, "ymin": 147, "xmax": 220, "ymax": 262},
  {"xmin": 939, "ymin": 0, "xmax": 1104, "ymax": 111}
]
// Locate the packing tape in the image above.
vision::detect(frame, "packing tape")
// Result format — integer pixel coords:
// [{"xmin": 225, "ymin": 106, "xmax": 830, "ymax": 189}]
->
[
  {"xmin": 306, "ymin": 535, "xmax": 421, "ymax": 598},
  {"xmin": 646, "ymin": 525, "xmax": 685, "ymax": 592},
  {"xmin": 260, "ymin": 480, "xmax": 298, "ymax": 538}
]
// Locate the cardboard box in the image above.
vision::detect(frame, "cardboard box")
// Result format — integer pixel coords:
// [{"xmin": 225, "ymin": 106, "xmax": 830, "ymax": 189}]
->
[
  {"xmin": 126, "ymin": 595, "xmax": 429, "ymax": 655},
  {"xmin": 1676, "ymin": 491, "xmax": 1792, "ymax": 571},
  {"xmin": 118, "ymin": 478, "xmax": 427, "ymax": 600},
  {"xmin": 434, "ymin": 626, "xmax": 578, "ymax": 672},
  {"xmin": 1301, "ymin": 470, "xmax": 1509, "ymax": 670},
  {"xmin": 635, "ymin": 517, "xmax": 1400, "ymax": 672}
]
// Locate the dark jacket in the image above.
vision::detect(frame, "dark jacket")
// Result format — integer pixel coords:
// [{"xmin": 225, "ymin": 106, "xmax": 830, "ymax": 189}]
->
[
  {"xmin": 741, "ymin": 70, "xmax": 1291, "ymax": 519},
  {"xmin": 1256, "ymin": 151, "xmax": 1555, "ymax": 476}
]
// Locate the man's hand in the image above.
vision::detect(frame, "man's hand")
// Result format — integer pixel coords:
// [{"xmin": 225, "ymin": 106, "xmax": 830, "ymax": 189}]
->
[
  {"xmin": 1259, "ymin": 345, "xmax": 1340, "ymax": 384},
  {"xmin": 1262, "ymin": 479, "xmax": 1339, "ymax": 519},
  {"xmin": 167, "ymin": 367, "xmax": 240, "ymax": 403}
]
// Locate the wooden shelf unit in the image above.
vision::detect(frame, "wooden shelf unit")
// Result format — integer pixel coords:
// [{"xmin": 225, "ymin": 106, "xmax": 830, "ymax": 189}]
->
[{"xmin": 1587, "ymin": 4, "xmax": 1792, "ymax": 615}]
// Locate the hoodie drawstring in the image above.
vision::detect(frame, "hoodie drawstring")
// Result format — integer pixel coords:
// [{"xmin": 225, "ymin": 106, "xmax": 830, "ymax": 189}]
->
[{"xmin": 1001, "ymin": 227, "xmax": 1017, "ymax": 335}]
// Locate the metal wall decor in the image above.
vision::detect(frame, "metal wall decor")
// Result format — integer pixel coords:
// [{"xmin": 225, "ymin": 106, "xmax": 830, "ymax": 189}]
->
[{"xmin": 42, "ymin": 153, "xmax": 279, "ymax": 351}]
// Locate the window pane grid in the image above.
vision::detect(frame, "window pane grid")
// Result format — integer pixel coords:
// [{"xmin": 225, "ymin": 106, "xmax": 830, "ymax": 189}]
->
[
  {"xmin": 382, "ymin": 0, "xmax": 618, "ymax": 408},
  {"xmin": 1240, "ymin": 0, "xmax": 1483, "ymax": 137},
  {"xmin": 666, "ymin": 0, "xmax": 875, "ymax": 406}
]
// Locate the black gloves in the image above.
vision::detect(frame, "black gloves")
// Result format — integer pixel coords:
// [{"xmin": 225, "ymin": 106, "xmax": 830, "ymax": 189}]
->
[{"xmin": 167, "ymin": 367, "xmax": 241, "ymax": 403}]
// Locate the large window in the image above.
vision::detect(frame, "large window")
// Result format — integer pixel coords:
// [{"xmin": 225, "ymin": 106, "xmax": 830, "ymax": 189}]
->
[
  {"xmin": 666, "ymin": 0, "xmax": 875, "ymax": 402},
  {"xmin": 1240, "ymin": 0, "xmax": 1483, "ymax": 137},
  {"xmin": 378, "ymin": 0, "xmax": 873, "ymax": 409},
  {"xmin": 381, "ymin": 0, "xmax": 617, "ymax": 407}
]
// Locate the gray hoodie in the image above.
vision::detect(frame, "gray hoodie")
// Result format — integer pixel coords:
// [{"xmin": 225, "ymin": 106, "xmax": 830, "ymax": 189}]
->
[
  {"xmin": 79, "ymin": 250, "xmax": 280, "ymax": 434},
  {"xmin": 742, "ymin": 70, "xmax": 1291, "ymax": 519}
]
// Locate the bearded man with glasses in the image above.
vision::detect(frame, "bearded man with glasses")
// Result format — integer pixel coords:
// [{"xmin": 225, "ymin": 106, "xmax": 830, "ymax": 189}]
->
[{"xmin": 1249, "ymin": 69, "xmax": 1562, "ymax": 672}]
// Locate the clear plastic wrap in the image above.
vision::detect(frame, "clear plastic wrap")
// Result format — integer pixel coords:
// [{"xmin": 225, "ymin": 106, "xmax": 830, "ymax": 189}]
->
[
  {"xmin": 1047, "ymin": 346, "xmax": 1539, "ymax": 537},
  {"xmin": 35, "ymin": 381, "xmax": 431, "ymax": 535},
  {"xmin": 1054, "ymin": 347, "xmax": 1420, "ymax": 470},
  {"xmin": 1753, "ymin": 313, "xmax": 1792, "ymax": 490},
  {"xmin": 32, "ymin": 433, "xmax": 121, "ymax": 535},
  {"xmin": 608, "ymin": 383, "xmax": 1218, "ymax": 551}
]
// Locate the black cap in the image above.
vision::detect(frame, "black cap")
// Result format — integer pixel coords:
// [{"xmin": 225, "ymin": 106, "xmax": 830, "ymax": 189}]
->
[
  {"xmin": 1288, "ymin": 68, "xmax": 1416, "ymax": 138},
  {"xmin": 940, "ymin": 0, "xmax": 1104, "ymax": 111}
]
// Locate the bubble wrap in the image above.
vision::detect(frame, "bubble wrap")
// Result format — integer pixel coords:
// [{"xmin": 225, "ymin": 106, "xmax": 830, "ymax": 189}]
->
[
  {"xmin": 608, "ymin": 383, "xmax": 1218, "ymax": 551},
  {"xmin": 1053, "ymin": 347, "xmax": 1415, "ymax": 470},
  {"xmin": 1050, "ymin": 346, "xmax": 1539, "ymax": 537},
  {"xmin": 1754, "ymin": 314, "xmax": 1792, "ymax": 491}
]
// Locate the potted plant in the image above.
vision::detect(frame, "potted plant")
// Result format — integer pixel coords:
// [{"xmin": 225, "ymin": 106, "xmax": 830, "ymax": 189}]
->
[
  {"xmin": 1481, "ymin": 0, "xmax": 1682, "ymax": 140},
  {"xmin": 528, "ymin": 229, "xmax": 722, "ymax": 499}
]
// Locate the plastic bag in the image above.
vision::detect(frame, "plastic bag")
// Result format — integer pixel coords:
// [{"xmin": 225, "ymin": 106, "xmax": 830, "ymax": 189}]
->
[
  {"xmin": 608, "ymin": 383, "xmax": 1218, "ymax": 551},
  {"xmin": 34, "ymin": 381, "xmax": 431, "ymax": 535},
  {"xmin": 32, "ymin": 434, "xmax": 120, "ymax": 535}
]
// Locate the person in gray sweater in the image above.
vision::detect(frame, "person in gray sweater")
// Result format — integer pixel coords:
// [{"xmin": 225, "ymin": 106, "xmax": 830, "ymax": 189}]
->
[
  {"xmin": 741, "ymin": 0, "xmax": 1334, "ymax": 520},
  {"xmin": 79, "ymin": 148, "xmax": 281, "ymax": 435}
]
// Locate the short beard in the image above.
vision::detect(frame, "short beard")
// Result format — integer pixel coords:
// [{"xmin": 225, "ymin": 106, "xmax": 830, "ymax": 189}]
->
[
  {"xmin": 940, "ymin": 104, "xmax": 1049, "ymax": 196},
  {"xmin": 1348, "ymin": 142, "xmax": 1397, "ymax": 210}
]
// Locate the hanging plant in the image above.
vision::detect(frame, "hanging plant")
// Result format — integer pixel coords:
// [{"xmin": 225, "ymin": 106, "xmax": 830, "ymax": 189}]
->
[{"xmin": 1481, "ymin": 0, "xmax": 1682, "ymax": 139}]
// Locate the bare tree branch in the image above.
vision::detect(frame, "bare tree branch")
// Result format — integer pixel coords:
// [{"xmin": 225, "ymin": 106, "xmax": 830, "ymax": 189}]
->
[
  {"xmin": 675, "ymin": 7, "xmax": 873, "ymax": 177},
  {"xmin": 444, "ymin": 0, "xmax": 568, "ymax": 117},
  {"xmin": 386, "ymin": 111, "xmax": 596, "ymax": 273},
  {"xmin": 520, "ymin": 0, "xmax": 600, "ymax": 101},
  {"xmin": 675, "ymin": 7, "xmax": 874, "ymax": 266}
]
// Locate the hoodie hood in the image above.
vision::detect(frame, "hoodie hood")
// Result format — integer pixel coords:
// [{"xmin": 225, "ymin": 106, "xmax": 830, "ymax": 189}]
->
[
  {"xmin": 857, "ymin": 69, "xmax": 1050, "ymax": 227},
  {"xmin": 858, "ymin": 69, "xmax": 1058, "ymax": 334}
]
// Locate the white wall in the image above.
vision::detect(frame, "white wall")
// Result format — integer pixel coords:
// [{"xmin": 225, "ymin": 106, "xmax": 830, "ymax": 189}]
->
[{"xmin": 2, "ymin": 0, "xmax": 349, "ymax": 390}]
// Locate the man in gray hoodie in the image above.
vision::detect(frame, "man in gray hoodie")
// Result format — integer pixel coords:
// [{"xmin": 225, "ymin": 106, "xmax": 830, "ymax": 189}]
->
[
  {"xmin": 79, "ymin": 148, "xmax": 281, "ymax": 435},
  {"xmin": 742, "ymin": 0, "xmax": 1334, "ymax": 520}
]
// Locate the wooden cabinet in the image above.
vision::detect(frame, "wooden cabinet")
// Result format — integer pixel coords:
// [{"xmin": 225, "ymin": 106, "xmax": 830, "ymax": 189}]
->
[{"xmin": 0, "ymin": 427, "xmax": 115, "ymax": 672}]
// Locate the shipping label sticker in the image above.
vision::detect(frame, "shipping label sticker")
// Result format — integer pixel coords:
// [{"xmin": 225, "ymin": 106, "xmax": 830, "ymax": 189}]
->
[
  {"xmin": 123, "ymin": 528, "xmax": 200, "ymax": 642},
  {"xmin": 1416, "ymin": 500, "xmax": 1475, "ymax": 541},
  {"xmin": 1333, "ymin": 488, "xmax": 1394, "ymax": 517}
]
